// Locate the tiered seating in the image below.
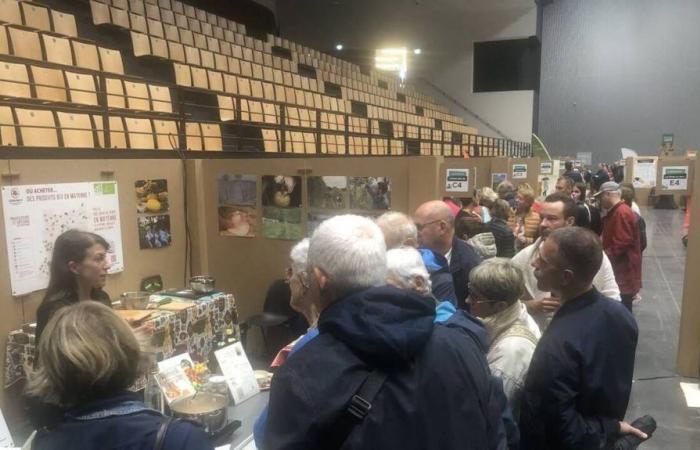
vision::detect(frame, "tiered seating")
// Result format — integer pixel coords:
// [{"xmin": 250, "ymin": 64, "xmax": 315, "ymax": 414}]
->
[
  {"xmin": 0, "ymin": 0, "xmax": 222, "ymax": 151},
  {"xmin": 87, "ymin": 0, "xmax": 506, "ymax": 156}
]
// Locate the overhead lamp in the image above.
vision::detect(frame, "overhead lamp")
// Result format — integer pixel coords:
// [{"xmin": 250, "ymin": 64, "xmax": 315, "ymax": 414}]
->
[
  {"xmin": 335, "ymin": 44, "xmax": 344, "ymax": 51},
  {"xmin": 414, "ymin": 48, "xmax": 422, "ymax": 55}
]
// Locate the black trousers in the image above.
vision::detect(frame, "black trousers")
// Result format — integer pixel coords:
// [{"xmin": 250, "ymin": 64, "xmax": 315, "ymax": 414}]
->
[{"xmin": 621, "ymin": 293, "xmax": 635, "ymax": 311}]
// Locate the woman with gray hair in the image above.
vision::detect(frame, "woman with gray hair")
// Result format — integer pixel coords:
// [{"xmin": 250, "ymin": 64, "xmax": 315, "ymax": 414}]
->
[{"xmin": 468, "ymin": 258, "xmax": 541, "ymax": 415}]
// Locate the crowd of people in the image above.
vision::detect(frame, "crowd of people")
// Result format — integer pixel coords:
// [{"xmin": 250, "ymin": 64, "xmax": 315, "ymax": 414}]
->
[{"xmin": 21, "ymin": 163, "xmax": 652, "ymax": 449}]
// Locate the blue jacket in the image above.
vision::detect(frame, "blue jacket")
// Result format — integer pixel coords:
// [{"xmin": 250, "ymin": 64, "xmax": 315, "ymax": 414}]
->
[
  {"xmin": 33, "ymin": 392, "xmax": 213, "ymax": 450},
  {"xmin": 520, "ymin": 288, "xmax": 638, "ymax": 450},
  {"xmin": 419, "ymin": 248, "xmax": 458, "ymax": 305},
  {"xmin": 449, "ymin": 237, "xmax": 483, "ymax": 310},
  {"xmin": 262, "ymin": 285, "xmax": 501, "ymax": 450}
]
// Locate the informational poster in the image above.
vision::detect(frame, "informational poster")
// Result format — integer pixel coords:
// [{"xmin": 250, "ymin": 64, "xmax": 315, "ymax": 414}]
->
[
  {"xmin": 491, "ymin": 173, "xmax": 507, "ymax": 190},
  {"xmin": 661, "ymin": 166, "xmax": 689, "ymax": 190},
  {"xmin": 576, "ymin": 152, "xmax": 592, "ymax": 166},
  {"xmin": 445, "ymin": 169, "xmax": 470, "ymax": 193},
  {"xmin": 633, "ymin": 158, "xmax": 657, "ymax": 187},
  {"xmin": 215, "ymin": 341, "xmax": 260, "ymax": 404},
  {"xmin": 540, "ymin": 162, "xmax": 553, "ymax": 175},
  {"xmin": 512, "ymin": 164, "xmax": 528, "ymax": 179},
  {"xmin": 2, "ymin": 182, "xmax": 124, "ymax": 296}
]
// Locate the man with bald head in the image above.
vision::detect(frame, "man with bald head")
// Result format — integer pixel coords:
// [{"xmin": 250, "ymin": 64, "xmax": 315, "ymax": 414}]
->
[
  {"xmin": 377, "ymin": 211, "xmax": 458, "ymax": 304},
  {"xmin": 414, "ymin": 201, "xmax": 482, "ymax": 309}
]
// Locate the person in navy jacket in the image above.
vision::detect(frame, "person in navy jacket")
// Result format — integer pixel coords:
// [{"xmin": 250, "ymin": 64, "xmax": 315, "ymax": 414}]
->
[{"xmin": 519, "ymin": 227, "xmax": 647, "ymax": 449}]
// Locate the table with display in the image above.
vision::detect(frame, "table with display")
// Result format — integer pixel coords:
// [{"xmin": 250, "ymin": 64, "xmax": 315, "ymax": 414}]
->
[{"xmin": 4, "ymin": 291, "xmax": 239, "ymax": 390}]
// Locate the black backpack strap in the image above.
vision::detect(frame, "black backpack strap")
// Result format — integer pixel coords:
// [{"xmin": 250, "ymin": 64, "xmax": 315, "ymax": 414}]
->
[
  {"xmin": 154, "ymin": 417, "xmax": 175, "ymax": 450},
  {"xmin": 324, "ymin": 369, "xmax": 389, "ymax": 449}
]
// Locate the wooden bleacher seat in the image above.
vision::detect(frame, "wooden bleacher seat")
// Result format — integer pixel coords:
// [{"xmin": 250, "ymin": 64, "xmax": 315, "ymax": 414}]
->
[
  {"xmin": 188, "ymin": 18, "xmax": 201, "ymax": 34},
  {"xmin": 175, "ymin": 12, "xmax": 188, "ymax": 30},
  {"xmin": 168, "ymin": 41, "xmax": 185, "ymax": 62},
  {"xmin": 145, "ymin": 3, "xmax": 160, "ymax": 21},
  {"xmin": 124, "ymin": 116, "xmax": 155, "ymax": 149},
  {"xmin": 8, "ymin": 26, "xmax": 43, "ymax": 61},
  {"xmin": 150, "ymin": 36, "xmax": 168, "ymax": 59},
  {"xmin": 99, "ymin": 48, "xmax": 124, "ymax": 74},
  {"xmin": 131, "ymin": 31, "xmax": 150, "ymax": 57},
  {"xmin": 105, "ymin": 77, "xmax": 126, "ymax": 109},
  {"xmin": 164, "ymin": 23, "xmax": 179, "ymax": 42},
  {"xmin": 207, "ymin": 69, "xmax": 223, "ymax": 91},
  {"xmin": 193, "ymin": 32, "xmax": 206, "ymax": 50},
  {"xmin": 15, "ymin": 108, "xmax": 58, "ymax": 147},
  {"xmin": 191, "ymin": 66, "xmax": 207, "ymax": 89},
  {"xmin": 21, "ymin": 2, "xmax": 51, "ymax": 32},
  {"xmin": 0, "ymin": 105, "xmax": 16, "ymax": 145},
  {"xmin": 31, "ymin": 65, "xmax": 67, "ymax": 102},
  {"xmin": 261, "ymin": 128, "xmax": 278, "ymax": 152},
  {"xmin": 201, "ymin": 123, "xmax": 221, "ymax": 151},
  {"xmin": 0, "ymin": 0, "xmax": 21, "ymax": 25},
  {"xmin": 171, "ymin": 0, "xmax": 183, "ymax": 14},
  {"xmin": 201, "ymin": 22, "xmax": 212, "ymax": 38},
  {"xmin": 217, "ymin": 95, "xmax": 234, "ymax": 121},
  {"xmin": 161, "ymin": 9, "xmax": 175, "ymax": 26},
  {"xmin": 0, "ymin": 61, "xmax": 30, "ymax": 99},
  {"xmin": 179, "ymin": 29, "xmax": 194, "ymax": 46},
  {"xmin": 124, "ymin": 80, "xmax": 150, "ymax": 111},
  {"xmin": 173, "ymin": 62, "xmax": 191, "ymax": 86},
  {"xmin": 200, "ymin": 50, "xmax": 214, "ymax": 69},
  {"xmin": 214, "ymin": 53, "xmax": 228, "ymax": 72},
  {"xmin": 129, "ymin": 0, "xmax": 145, "ymax": 17},
  {"xmin": 56, "ymin": 112, "xmax": 95, "ymax": 148},
  {"xmin": 153, "ymin": 118, "xmax": 179, "ymax": 147},
  {"xmin": 72, "ymin": 40, "xmax": 101, "ymax": 71},
  {"xmin": 43, "ymin": 34, "xmax": 73, "ymax": 66},
  {"xmin": 149, "ymin": 84, "xmax": 171, "ymax": 113},
  {"xmin": 65, "ymin": 71, "xmax": 98, "ymax": 106},
  {"xmin": 130, "ymin": 12, "xmax": 147, "ymax": 34},
  {"xmin": 110, "ymin": 5, "xmax": 130, "ymax": 29},
  {"xmin": 51, "ymin": 10, "xmax": 77, "ymax": 37},
  {"xmin": 184, "ymin": 45, "xmax": 200, "ymax": 65},
  {"xmin": 147, "ymin": 18, "xmax": 164, "ymax": 38},
  {"xmin": 185, "ymin": 122, "xmax": 202, "ymax": 150},
  {"xmin": 285, "ymin": 130, "xmax": 303, "ymax": 154}
]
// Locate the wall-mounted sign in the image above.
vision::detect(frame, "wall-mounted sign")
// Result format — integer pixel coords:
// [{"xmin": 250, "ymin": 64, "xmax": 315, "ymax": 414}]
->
[
  {"xmin": 540, "ymin": 162, "xmax": 553, "ymax": 175},
  {"xmin": 2, "ymin": 182, "xmax": 124, "ymax": 296},
  {"xmin": 445, "ymin": 169, "xmax": 470, "ymax": 192},
  {"xmin": 661, "ymin": 166, "xmax": 689, "ymax": 190},
  {"xmin": 512, "ymin": 164, "xmax": 528, "ymax": 179}
]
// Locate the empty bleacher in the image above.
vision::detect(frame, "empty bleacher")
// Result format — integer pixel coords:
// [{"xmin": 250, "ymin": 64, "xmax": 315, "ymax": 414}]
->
[{"xmin": 0, "ymin": 0, "xmax": 531, "ymax": 156}]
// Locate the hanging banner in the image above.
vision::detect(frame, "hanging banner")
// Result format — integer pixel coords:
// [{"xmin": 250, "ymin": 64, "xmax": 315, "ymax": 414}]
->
[
  {"xmin": 512, "ymin": 164, "xmax": 528, "ymax": 180},
  {"xmin": 2, "ymin": 182, "xmax": 124, "ymax": 296},
  {"xmin": 661, "ymin": 166, "xmax": 689, "ymax": 190},
  {"xmin": 445, "ymin": 169, "xmax": 470, "ymax": 193}
]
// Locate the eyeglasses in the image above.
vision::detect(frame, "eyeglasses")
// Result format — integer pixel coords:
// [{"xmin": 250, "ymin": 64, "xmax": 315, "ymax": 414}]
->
[{"xmin": 415, "ymin": 219, "xmax": 443, "ymax": 231}]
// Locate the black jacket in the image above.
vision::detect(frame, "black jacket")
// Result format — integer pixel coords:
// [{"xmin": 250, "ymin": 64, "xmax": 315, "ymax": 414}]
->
[
  {"xmin": 449, "ymin": 237, "xmax": 483, "ymax": 309},
  {"xmin": 263, "ymin": 285, "xmax": 501, "ymax": 450},
  {"xmin": 35, "ymin": 289, "xmax": 111, "ymax": 346},
  {"xmin": 563, "ymin": 170, "xmax": 584, "ymax": 183},
  {"xmin": 593, "ymin": 170, "xmax": 610, "ymax": 191},
  {"xmin": 488, "ymin": 219, "xmax": 516, "ymax": 259},
  {"xmin": 520, "ymin": 288, "xmax": 638, "ymax": 450}
]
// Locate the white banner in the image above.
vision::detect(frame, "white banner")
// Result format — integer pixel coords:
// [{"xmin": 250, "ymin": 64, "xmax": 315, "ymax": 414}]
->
[{"xmin": 2, "ymin": 182, "xmax": 124, "ymax": 296}]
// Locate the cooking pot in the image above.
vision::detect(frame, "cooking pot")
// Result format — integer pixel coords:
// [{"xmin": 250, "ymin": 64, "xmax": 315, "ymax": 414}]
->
[
  {"xmin": 170, "ymin": 392, "xmax": 228, "ymax": 434},
  {"xmin": 120, "ymin": 291, "xmax": 150, "ymax": 310},
  {"xmin": 189, "ymin": 276, "xmax": 216, "ymax": 293}
]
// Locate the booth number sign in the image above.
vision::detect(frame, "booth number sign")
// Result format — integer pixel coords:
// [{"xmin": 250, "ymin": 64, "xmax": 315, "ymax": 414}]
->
[
  {"xmin": 446, "ymin": 169, "xmax": 470, "ymax": 193},
  {"xmin": 661, "ymin": 166, "xmax": 688, "ymax": 191}
]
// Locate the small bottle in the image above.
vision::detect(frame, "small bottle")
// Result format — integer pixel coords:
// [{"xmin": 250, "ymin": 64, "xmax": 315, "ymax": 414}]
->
[{"xmin": 144, "ymin": 366, "xmax": 163, "ymax": 413}]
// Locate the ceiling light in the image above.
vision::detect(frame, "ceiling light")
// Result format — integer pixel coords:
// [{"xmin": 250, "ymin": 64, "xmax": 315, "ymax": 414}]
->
[
  {"xmin": 336, "ymin": 44, "xmax": 344, "ymax": 51},
  {"xmin": 414, "ymin": 48, "xmax": 422, "ymax": 55}
]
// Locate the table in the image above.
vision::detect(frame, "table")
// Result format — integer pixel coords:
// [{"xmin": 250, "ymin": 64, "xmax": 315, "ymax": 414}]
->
[
  {"xmin": 227, "ymin": 391, "xmax": 269, "ymax": 448},
  {"xmin": 4, "ymin": 292, "xmax": 239, "ymax": 389}
]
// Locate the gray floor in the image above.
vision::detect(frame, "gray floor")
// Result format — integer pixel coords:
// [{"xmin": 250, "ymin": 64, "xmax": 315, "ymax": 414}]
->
[{"xmin": 626, "ymin": 207, "xmax": 700, "ymax": 449}]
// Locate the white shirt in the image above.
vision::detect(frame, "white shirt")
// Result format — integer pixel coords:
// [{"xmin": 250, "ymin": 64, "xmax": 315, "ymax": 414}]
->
[
  {"xmin": 511, "ymin": 237, "xmax": 621, "ymax": 330},
  {"xmin": 444, "ymin": 247, "xmax": 453, "ymax": 265}
]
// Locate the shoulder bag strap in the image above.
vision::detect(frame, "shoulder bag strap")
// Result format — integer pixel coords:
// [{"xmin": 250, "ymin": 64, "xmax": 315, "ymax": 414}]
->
[
  {"xmin": 324, "ymin": 369, "xmax": 389, "ymax": 449},
  {"xmin": 154, "ymin": 417, "xmax": 175, "ymax": 450}
]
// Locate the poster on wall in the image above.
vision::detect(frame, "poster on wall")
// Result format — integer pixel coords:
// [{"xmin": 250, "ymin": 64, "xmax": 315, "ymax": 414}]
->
[
  {"xmin": 445, "ymin": 169, "xmax": 470, "ymax": 193},
  {"xmin": 491, "ymin": 173, "xmax": 507, "ymax": 190},
  {"xmin": 218, "ymin": 174, "xmax": 257, "ymax": 238},
  {"xmin": 308, "ymin": 176, "xmax": 347, "ymax": 209},
  {"xmin": 135, "ymin": 179, "xmax": 169, "ymax": 213},
  {"xmin": 512, "ymin": 164, "xmax": 528, "ymax": 179},
  {"xmin": 661, "ymin": 166, "xmax": 689, "ymax": 191},
  {"xmin": 262, "ymin": 176, "xmax": 302, "ymax": 240},
  {"xmin": 2, "ymin": 182, "xmax": 124, "ymax": 296},
  {"xmin": 540, "ymin": 162, "xmax": 553, "ymax": 175},
  {"xmin": 349, "ymin": 177, "xmax": 391, "ymax": 210},
  {"xmin": 137, "ymin": 214, "xmax": 172, "ymax": 249},
  {"xmin": 633, "ymin": 158, "xmax": 657, "ymax": 188}
]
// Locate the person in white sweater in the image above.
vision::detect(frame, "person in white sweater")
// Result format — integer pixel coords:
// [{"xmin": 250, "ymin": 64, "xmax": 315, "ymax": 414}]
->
[
  {"xmin": 511, "ymin": 192, "xmax": 621, "ymax": 331},
  {"xmin": 467, "ymin": 258, "xmax": 540, "ymax": 415}
]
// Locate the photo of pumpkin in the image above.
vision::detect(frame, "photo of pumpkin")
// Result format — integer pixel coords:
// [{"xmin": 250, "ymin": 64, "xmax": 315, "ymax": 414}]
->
[{"xmin": 135, "ymin": 179, "xmax": 169, "ymax": 213}]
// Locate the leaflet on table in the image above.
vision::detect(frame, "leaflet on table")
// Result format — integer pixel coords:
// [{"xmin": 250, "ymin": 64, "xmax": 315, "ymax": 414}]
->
[
  {"xmin": 155, "ymin": 354, "xmax": 197, "ymax": 404},
  {"xmin": 215, "ymin": 342, "xmax": 260, "ymax": 404},
  {"xmin": 1, "ymin": 182, "xmax": 124, "ymax": 296},
  {"xmin": 0, "ymin": 408, "xmax": 14, "ymax": 447}
]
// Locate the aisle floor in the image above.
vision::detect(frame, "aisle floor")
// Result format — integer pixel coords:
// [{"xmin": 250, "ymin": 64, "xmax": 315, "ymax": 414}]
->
[{"xmin": 626, "ymin": 207, "xmax": 700, "ymax": 449}]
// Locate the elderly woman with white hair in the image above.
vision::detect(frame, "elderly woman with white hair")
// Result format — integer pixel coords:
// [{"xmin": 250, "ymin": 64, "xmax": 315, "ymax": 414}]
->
[{"xmin": 468, "ymin": 258, "xmax": 541, "ymax": 414}]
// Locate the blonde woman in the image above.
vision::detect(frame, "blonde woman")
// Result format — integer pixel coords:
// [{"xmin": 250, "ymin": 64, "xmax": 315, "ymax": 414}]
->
[{"xmin": 26, "ymin": 302, "xmax": 213, "ymax": 450}]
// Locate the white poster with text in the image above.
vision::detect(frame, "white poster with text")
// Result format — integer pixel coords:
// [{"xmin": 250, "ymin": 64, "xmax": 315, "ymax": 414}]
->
[{"xmin": 2, "ymin": 182, "xmax": 124, "ymax": 296}]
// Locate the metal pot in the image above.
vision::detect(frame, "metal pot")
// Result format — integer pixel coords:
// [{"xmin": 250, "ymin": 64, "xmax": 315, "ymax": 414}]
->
[
  {"xmin": 120, "ymin": 291, "xmax": 150, "ymax": 310},
  {"xmin": 170, "ymin": 392, "xmax": 228, "ymax": 434},
  {"xmin": 189, "ymin": 276, "xmax": 216, "ymax": 293}
]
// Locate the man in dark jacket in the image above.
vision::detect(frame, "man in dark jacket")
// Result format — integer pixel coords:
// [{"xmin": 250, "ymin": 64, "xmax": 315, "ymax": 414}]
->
[
  {"xmin": 593, "ymin": 163, "xmax": 611, "ymax": 192},
  {"xmin": 414, "ymin": 201, "xmax": 482, "ymax": 309},
  {"xmin": 520, "ymin": 227, "xmax": 647, "ymax": 450},
  {"xmin": 377, "ymin": 211, "xmax": 458, "ymax": 304},
  {"xmin": 263, "ymin": 215, "xmax": 502, "ymax": 450},
  {"xmin": 563, "ymin": 161, "xmax": 584, "ymax": 183}
]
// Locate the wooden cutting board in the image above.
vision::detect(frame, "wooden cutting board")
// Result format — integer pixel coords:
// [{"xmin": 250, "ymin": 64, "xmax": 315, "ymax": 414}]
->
[
  {"xmin": 157, "ymin": 300, "xmax": 195, "ymax": 311},
  {"xmin": 116, "ymin": 310, "xmax": 154, "ymax": 323}
]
